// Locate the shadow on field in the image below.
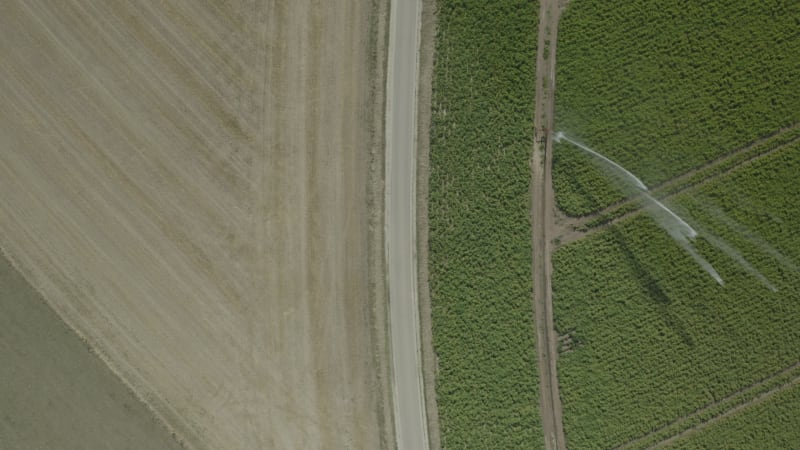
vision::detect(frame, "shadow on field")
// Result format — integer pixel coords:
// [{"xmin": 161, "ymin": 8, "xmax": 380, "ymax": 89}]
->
[
  {"xmin": 609, "ymin": 226, "xmax": 695, "ymax": 348},
  {"xmin": 561, "ymin": 166, "xmax": 695, "ymax": 347}
]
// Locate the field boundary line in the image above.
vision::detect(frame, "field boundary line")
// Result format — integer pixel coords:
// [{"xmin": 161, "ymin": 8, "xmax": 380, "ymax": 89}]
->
[
  {"xmin": 565, "ymin": 123, "xmax": 800, "ymax": 234},
  {"xmin": 615, "ymin": 361, "xmax": 800, "ymax": 450},
  {"xmin": 9, "ymin": 3, "xmax": 203, "ymax": 448}
]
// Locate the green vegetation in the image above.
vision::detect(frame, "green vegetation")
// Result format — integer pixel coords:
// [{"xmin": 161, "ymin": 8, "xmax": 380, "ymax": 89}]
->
[
  {"xmin": 428, "ymin": 0, "xmax": 542, "ymax": 447},
  {"xmin": 666, "ymin": 382, "xmax": 800, "ymax": 449},
  {"xmin": 553, "ymin": 0, "xmax": 800, "ymax": 215},
  {"xmin": 552, "ymin": 139, "xmax": 632, "ymax": 216},
  {"xmin": 552, "ymin": 144, "xmax": 800, "ymax": 448},
  {"xmin": 628, "ymin": 363, "xmax": 800, "ymax": 449},
  {"xmin": 573, "ymin": 126, "xmax": 800, "ymax": 228},
  {"xmin": 546, "ymin": 2, "xmax": 800, "ymax": 447}
]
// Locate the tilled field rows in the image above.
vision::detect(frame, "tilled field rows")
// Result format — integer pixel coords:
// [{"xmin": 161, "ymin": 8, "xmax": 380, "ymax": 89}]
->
[{"xmin": 0, "ymin": 1, "xmax": 385, "ymax": 449}]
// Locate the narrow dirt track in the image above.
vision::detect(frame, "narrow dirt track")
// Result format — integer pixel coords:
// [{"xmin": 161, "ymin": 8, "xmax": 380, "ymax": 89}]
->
[
  {"xmin": 531, "ymin": 0, "xmax": 568, "ymax": 448},
  {"xmin": 0, "ymin": 1, "xmax": 389, "ymax": 448}
]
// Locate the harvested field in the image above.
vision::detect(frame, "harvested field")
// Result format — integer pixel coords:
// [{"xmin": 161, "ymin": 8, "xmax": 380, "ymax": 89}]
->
[
  {"xmin": 0, "ymin": 251, "xmax": 183, "ymax": 450},
  {"xmin": 0, "ymin": 1, "xmax": 389, "ymax": 449}
]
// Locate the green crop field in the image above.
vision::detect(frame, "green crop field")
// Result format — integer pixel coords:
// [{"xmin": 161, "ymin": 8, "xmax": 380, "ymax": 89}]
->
[
  {"xmin": 552, "ymin": 143, "xmax": 800, "ymax": 449},
  {"xmin": 553, "ymin": 0, "xmax": 800, "ymax": 216},
  {"xmin": 550, "ymin": 3, "xmax": 800, "ymax": 444},
  {"xmin": 427, "ymin": 0, "xmax": 542, "ymax": 447},
  {"xmin": 665, "ymin": 382, "xmax": 800, "ymax": 449}
]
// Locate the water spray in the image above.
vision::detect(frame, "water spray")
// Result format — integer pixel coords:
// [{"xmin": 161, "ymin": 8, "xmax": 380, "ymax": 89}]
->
[
  {"xmin": 704, "ymin": 234, "xmax": 777, "ymax": 292},
  {"xmin": 557, "ymin": 131, "xmax": 724, "ymax": 286},
  {"xmin": 642, "ymin": 192, "xmax": 698, "ymax": 239},
  {"xmin": 705, "ymin": 203, "xmax": 799, "ymax": 273},
  {"xmin": 678, "ymin": 238, "xmax": 725, "ymax": 286},
  {"xmin": 555, "ymin": 132, "xmax": 648, "ymax": 190}
]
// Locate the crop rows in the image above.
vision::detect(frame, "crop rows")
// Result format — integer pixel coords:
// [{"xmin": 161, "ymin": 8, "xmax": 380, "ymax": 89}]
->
[
  {"xmin": 664, "ymin": 380, "xmax": 800, "ymax": 449},
  {"xmin": 552, "ymin": 0, "xmax": 800, "ymax": 216},
  {"xmin": 427, "ymin": 0, "xmax": 542, "ymax": 448},
  {"xmin": 552, "ymin": 144, "xmax": 800, "ymax": 448},
  {"xmin": 573, "ymin": 124, "xmax": 800, "ymax": 232},
  {"xmin": 621, "ymin": 363, "xmax": 800, "ymax": 449}
]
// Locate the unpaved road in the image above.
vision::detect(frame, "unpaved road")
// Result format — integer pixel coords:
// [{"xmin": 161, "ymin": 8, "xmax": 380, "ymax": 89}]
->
[
  {"xmin": 0, "ymin": 1, "xmax": 387, "ymax": 449},
  {"xmin": 385, "ymin": 0, "xmax": 430, "ymax": 447},
  {"xmin": 531, "ymin": 0, "xmax": 568, "ymax": 448}
]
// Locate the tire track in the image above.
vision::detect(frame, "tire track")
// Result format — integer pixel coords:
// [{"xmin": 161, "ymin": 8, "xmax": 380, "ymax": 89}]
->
[
  {"xmin": 565, "ymin": 123, "xmax": 800, "ymax": 235},
  {"xmin": 561, "ymin": 129, "xmax": 800, "ymax": 245},
  {"xmin": 650, "ymin": 374, "xmax": 800, "ymax": 449},
  {"xmin": 616, "ymin": 362, "xmax": 800, "ymax": 450},
  {"xmin": 531, "ymin": 0, "xmax": 568, "ymax": 448}
]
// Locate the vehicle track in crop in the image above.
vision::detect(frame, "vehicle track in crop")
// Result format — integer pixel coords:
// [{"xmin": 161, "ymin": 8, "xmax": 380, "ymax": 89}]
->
[
  {"xmin": 615, "ymin": 361, "xmax": 800, "ymax": 450},
  {"xmin": 648, "ymin": 373, "xmax": 800, "ymax": 449},
  {"xmin": 558, "ymin": 123, "xmax": 800, "ymax": 245}
]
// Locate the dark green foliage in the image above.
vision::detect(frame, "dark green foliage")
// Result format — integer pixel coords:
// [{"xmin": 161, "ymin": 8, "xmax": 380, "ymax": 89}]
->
[
  {"xmin": 428, "ymin": 0, "xmax": 543, "ymax": 447},
  {"xmin": 577, "ymin": 127, "xmax": 800, "ymax": 227},
  {"xmin": 666, "ymin": 383, "xmax": 800, "ymax": 449},
  {"xmin": 552, "ymin": 140, "xmax": 631, "ymax": 216},
  {"xmin": 553, "ymin": 145, "xmax": 800, "ymax": 448},
  {"xmin": 554, "ymin": 0, "xmax": 800, "ymax": 215},
  {"xmin": 629, "ymin": 362, "xmax": 800, "ymax": 448}
]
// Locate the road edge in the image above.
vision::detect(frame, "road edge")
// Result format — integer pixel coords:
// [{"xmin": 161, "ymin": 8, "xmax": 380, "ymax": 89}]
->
[
  {"xmin": 414, "ymin": 0, "xmax": 441, "ymax": 447},
  {"xmin": 367, "ymin": 0, "xmax": 396, "ymax": 448}
]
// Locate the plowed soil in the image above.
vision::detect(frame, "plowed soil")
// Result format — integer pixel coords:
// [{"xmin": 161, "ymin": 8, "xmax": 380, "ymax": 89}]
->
[{"xmin": 0, "ymin": 1, "xmax": 388, "ymax": 448}]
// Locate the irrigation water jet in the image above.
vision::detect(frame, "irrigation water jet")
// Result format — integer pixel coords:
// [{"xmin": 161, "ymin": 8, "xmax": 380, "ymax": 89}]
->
[
  {"xmin": 555, "ymin": 132, "xmax": 648, "ymax": 190},
  {"xmin": 557, "ymin": 131, "xmax": 724, "ymax": 285},
  {"xmin": 678, "ymin": 238, "xmax": 725, "ymax": 286},
  {"xmin": 671, "ymin": 200, "xmax": 783, "ymax": 291},
  {"xmin": 706, "ymin": 203, "xmax": 799, "ymax": 273},
  {"xmin": 704, "ymin": 234, "xmax": 778, "ymax": 292},
  {"xmin": 642, "ymin": 192, "xmax": 698, "ymax": 239}
]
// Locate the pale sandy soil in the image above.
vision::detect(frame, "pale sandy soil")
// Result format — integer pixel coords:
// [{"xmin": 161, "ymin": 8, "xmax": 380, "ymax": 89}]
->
[
  {"xmin": 0, "ymin": 252, "xmax": 184, "ymax": 450},
  {"xmin": 531, "ymin": 0, "xmax": 568, "ymax": 448},
  {"xmin": 0, "ymin": 1, "xmax": 389, "ymax": 449}
]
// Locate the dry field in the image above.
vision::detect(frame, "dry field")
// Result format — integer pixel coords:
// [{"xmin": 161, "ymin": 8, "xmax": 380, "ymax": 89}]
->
[
  {"xmin": 0, "ymin": 1, "xmax": 388, "ymax": 449},
  {"xmin": 0, "ymin": 252, "xmax": 184, "ymax": 449}
]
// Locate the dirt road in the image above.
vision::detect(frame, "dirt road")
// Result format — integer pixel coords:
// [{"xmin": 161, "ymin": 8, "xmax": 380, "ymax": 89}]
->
[
  {"xmin": 0, "ymin": 1, "xmax": 388, "ymax": 448},
  {"xmin": 531, "ymin": 0, "xmax": 568, "ymax": 448},
  {"xmin": 385, "ymin": 0, "xmax": 431, "ymax": 447}
]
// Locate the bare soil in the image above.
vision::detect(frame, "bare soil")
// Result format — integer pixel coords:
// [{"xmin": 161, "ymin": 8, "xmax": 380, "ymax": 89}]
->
[
  {"xmin": 531, "ymin": 0, "xmax": 569, "ymax": 448},
  {"xmin": 0, "ymin": 250, "xmax": 184, "ymax": 450},
  {"xmin": 0, "ymin": 1, "xmax": 389, "ymax": 448}
]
